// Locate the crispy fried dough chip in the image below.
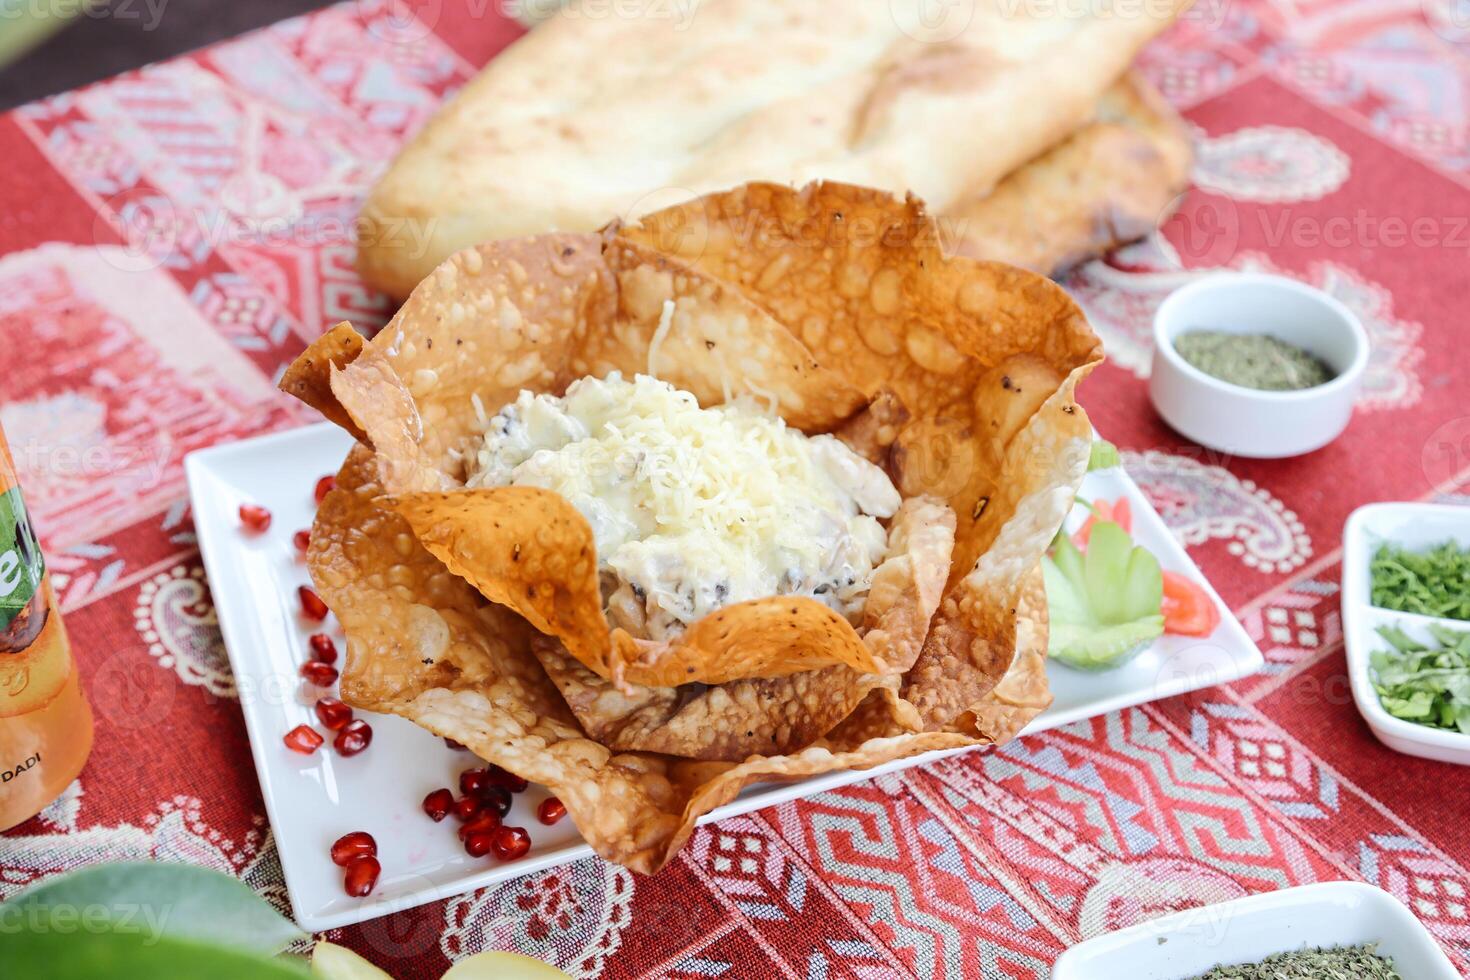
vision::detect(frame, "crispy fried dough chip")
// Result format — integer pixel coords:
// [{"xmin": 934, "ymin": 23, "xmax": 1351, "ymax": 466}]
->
[
  {"xmin": 621, "ymin": 180, "xmax": 1099, "ymax": 727},
  {"xmin": 519, "ymin": 493, "xmax": 955, "ymax": 760},
  {"xmin": 291, "ymin": 181, "xmax": 1099, "ymax": 838},
  {"xmin": 288, "ymin": 230, "xmax": 860, "ymax": 497},
  {"xmin": 575, "ymin": 237, "xmax": 867, "ymax": 432},
  {"xmin": 312, "ymin": 442, "xmax": 1045, "ymax": 873},
  {"xmin": 530, "ymin": 640, "xmax": 877, "ymax": 761},
  {"xmin": 860, "ymin": 495, "xmax": 956, "ymax": 674},
  {"xmin": 280, "ymin": 322, "xmax": 366, "ymax": 441},
  {"xmin": 387, "ymin": 486, "xmax": 886, "ymax": 688}
]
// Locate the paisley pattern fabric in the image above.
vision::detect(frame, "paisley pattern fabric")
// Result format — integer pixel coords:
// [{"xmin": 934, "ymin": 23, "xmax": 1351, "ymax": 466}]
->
[{"xmin": 1, "ymin": 1, "xmax": 1467, "ymax": 976}]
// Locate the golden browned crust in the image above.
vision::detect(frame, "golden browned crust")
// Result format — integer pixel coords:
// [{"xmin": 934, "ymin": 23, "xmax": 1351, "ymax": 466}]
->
[
  {"xmin": 356, "ymin": 0, "xmax": 1193, "ymax": 299},
  {"xmin": 278, "ymin": 322, "xmax": 366, "ymax": 441},
  {"xmin": 942, "ymin": 71, "xmax": 1195, "ymax": 275},
  {"xmin": 292, "ymin": 180, "xmax": 1102, "ymax": 873}
]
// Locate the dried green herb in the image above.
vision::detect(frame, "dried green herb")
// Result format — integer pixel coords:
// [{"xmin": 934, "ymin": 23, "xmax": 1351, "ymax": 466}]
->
[
  {"xmin": 1187, "ymin": 942, "xmax": 1401, "ymax": 979},
  {"xmin": 1173, "ymin": 330, "xmax": 1334, "ymax": 391},
  {"xmin": 1371, "ymin": 540, "xmax": 1470, "ymax": 621}
]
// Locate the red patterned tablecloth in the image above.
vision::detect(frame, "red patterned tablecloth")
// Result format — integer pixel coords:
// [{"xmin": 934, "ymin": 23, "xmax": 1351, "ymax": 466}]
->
[{"xmin": 3, "ymin": 2, "xmax": 1470, "ymax": 977}]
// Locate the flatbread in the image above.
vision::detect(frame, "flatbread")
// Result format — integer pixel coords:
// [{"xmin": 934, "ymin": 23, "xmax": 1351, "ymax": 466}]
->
[
  {"xmin": 357, "ymin": 0, "xmax": 1192, "ymax": 298},
  {"xmin": 942, "ymin": 71, "xmax": 1194, "ymax": 275}
]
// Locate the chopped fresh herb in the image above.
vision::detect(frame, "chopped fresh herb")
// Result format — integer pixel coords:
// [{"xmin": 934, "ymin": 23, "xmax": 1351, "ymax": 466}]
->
[
  {"xmin": 1088, "ymin": 439, "xmax": 1120, "ymax": 471},
  {"xmin": 1371, "ymin": 622, "xmax": 1470, "ymax": 734},
  {"xmin": 1043, "ymin": 521, "xmax": 1163, "ymax": 670},
  {"xmin": 1370, "ymin": 540, "xmax": 1470, "ymax": 621},
  {"xmin": 1186, "ymin": 943, "xmax": 1401, "ymax": 979}
]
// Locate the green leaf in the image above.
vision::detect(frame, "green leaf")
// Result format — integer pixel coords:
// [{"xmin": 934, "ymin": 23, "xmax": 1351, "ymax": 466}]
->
[
  {"xmin": 1043, "ymin": 520, "xmax": 1164, "ymax": 671},
  {"xmin": 1047, "ymin": 616, "xmax": 1165, "ymax": 671},
  {"xmin": 5, "ymin": 863, "xmax": 306, "ymax": 956},
  {"xmin": 4, "ymin": 929, "xmax": 311, "ymax": 980},
  {"xmin": 1088, "ymin": 440, "xmax": 1120, "ymax": 471},
  {"xmin": 1369, "ymin": 540, "xmax": 1470, "ymax": 621},
  {"xmin": 1375, "ymin": 624, "xmax": 1425, "ymax": 654},
  {"xmin": 1370, "ymin": 621, "xmax": 1470, "ymax": 734}
]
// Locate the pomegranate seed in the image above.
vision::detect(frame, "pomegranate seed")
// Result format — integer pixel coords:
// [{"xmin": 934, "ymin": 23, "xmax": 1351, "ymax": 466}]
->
[
  {"xmin": 464, "ymin": 832, "xmax": 496, "ymax": 857},
  {"xmin": 293, "ymin": 529, "xmax": 311, "ymax": 553},
  {"xmin": 490, "ymin": 825, "xmax": 531, "ymax": 861},
  {"xmin": 314, "ymin": 697, "xmax": 352, "ymax": 730},
  {"xmin": 330, "ymin": 831, "xmax": 377, "ymax": 867},
  {"xmin": 308, "ymin": 633, "xmax": 338, "ymax": 663},
  {"xmin": 460, "ymin": 768, "xmax": 488, "ymax": 797},
  {"xmin": 458, "ymin": 810, "xmax": 501, "ymax": 841},
  {"xmin": 283, "ymin": 724, "xmax": 323, "ymax": 754},
  {"xmin": 301, "ymin": 661, "xmax": 338, "ymax": 686},
  {"xmin": 342, "ymin": 855, "xmax": 380, "ymax": 897},
  {"xmin": 422, "ymin": 788, "xmax": 453, "ymax": 822},
  {"xmin": 488, "ymin": 765, "xmax": 528, "ymax": 793},
  {"xmin": 334, "ymin": 719, "xmax": 372, "ymax": 757},
  {"xmin": 298, "ymin": 586, "xmax": 329, "ymax": 621},
  {"xmin": 239, "ymin": 503, "xmax": 272, "ymax": 532},
  {"xmin": 444, "ymin": 737, "xmax": 467, "ymax": 751},
  {"xmin": 537, "ymin": 797, "xmax": 567, "ymax": 825},
  {"xmin": 451, "ymin": 795, "xmax": 481, "ymax": 821},
  {"xmin": 481, "ymin": 785, "xmax": 512, "ymax": 817},
  {"xmin": 314, "ymin": 474, "xmax": 336, "ymax": 504}
]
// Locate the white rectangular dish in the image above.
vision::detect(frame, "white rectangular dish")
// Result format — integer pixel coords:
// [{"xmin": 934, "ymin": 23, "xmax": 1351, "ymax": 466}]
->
[
  {"xmin": 1342, "ymin": 502, "xmax": 1470, "ymax": 765},
  {"xmin": 1053, "ymin": 881, "xmax": 1459, "ymax": 979},
  {"xmin": 186, "ymin": 423, "xmax": 1263, "ymax": 930}
]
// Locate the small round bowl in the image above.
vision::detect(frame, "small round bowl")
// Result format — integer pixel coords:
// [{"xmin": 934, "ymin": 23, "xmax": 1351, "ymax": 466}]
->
[{"xmin": 1149, "ymin": 273, "xmax": 1369, "ymax": 459}]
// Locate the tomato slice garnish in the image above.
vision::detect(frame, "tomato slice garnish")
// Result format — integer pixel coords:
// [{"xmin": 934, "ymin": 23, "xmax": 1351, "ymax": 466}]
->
[
  {"xmin": 1161, "ymin": 571, "xmax": 1220, "ymax": 637},
  {"xmin": 1072, "ymin": 497, "xmax": 1133, "ymax": 549}
]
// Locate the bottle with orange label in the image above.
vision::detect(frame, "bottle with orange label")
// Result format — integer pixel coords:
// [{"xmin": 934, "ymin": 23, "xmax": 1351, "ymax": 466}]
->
[{"xmin": 0, "ymin": 425, "xmax": 92, "ymax": 831}]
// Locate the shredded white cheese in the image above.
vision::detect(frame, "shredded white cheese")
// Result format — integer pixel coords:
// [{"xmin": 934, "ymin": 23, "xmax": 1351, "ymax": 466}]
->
[
  {"xmin": 466, "ymin": 374, "xmax": 899, "ymax": 640},
  {"xmin": 646, "ymin": 299, "xmax": 676, "ymax": 379}
]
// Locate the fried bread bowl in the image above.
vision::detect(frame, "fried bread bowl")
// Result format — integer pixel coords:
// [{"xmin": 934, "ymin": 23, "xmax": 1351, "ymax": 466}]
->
[{"xmin": 281, "ymin": 182, "xmax": 1102, "ymax": 872}]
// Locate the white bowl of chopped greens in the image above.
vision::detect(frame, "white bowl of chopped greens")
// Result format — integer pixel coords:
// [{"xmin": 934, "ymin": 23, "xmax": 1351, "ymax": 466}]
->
[
  {"xmin": 1150, "ymin": 273, "xmax": 1368, "ymax": 458},
  {"xmin": 1053, "ymin": 881, "xmax": 1460, "ymax": 979},
  {"xmin": 1343, "ymin": 502, "xmax": 1470, "ymax": 765}
]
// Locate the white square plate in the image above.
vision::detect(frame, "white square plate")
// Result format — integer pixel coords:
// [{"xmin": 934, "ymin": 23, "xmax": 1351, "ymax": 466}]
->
[
  {"xmin": 1053, "ymin": 881, "xmax": 1459, "ymax": 978},
  {"xmin": 1342, "ymin": 502, "xmax": 1470, "ymax": 765},
  {"xmin": 186, "ymin": 423, "xmax": 1263, "ymax": 930}
]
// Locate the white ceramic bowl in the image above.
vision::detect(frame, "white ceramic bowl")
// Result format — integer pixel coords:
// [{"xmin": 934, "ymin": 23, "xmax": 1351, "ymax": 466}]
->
[
  {"xmin": 1342, "ymin": 502, "xmax": 1470, "ymax": 766},
  {"xmin": 1053, "ymin": 881, "xmax": 1460, "ymax": 979},
  {"xmin": 1149, "ymin": 273, "xmax": 1369, "ymax": 458}
]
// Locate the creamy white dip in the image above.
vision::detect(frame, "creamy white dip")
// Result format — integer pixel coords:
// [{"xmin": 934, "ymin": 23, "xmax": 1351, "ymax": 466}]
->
[{"xmin": 466, "ymin": 374, "xmax": 899, "ymax": 641}]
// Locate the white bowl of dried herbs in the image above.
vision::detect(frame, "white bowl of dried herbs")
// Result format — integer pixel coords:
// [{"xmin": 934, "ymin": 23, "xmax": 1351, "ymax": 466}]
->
[
  {"xmin": 1149, "ymin": 273, "xmax": 1368, "ymax": 459},
  {"xmin": 1343, "ymin": 502, "xmax": 1470, "ymax": 766},
  {"xmin": 1053, "ymin": 881, "xmax": 1460, "ymax": 978}
]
